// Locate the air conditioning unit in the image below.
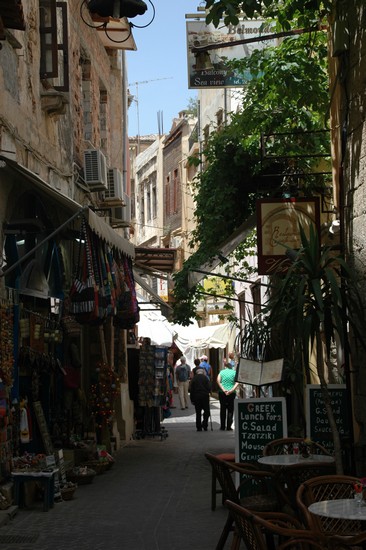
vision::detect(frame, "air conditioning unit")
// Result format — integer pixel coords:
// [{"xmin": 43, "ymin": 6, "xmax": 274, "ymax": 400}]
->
[
  {"xmin": 106, "ymin": 168, "xmax": 123, "ymax": 200},
  {"xmin": 111, "ymin": 192, "xmax": 131, "ymax": 224},
  {"xmin": 83, "ymin": 149, "xmax": 108, "ymax": 191}
]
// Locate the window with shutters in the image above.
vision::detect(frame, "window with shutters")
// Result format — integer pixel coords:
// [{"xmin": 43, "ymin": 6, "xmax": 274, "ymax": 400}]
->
[
  {"xmin": 239, "ymin": 291, "xmax": 246, "ymax": 334},
  {"xmin": 152, "ymin": 184, "xmax": 157, "ymax": 219},
  {"xmin": 173, "ymin": 168, "xmax": 179, "ymax": 213},
  {"xmin": 39, "ymin": 0, "xmax": 69, "ymax": 91},
  {"xmin": 165, "ymin": 174, "xmax": 170, "ymax": 216},
  {"xmin": 251, "ymin": 281, "xmax": 261, "ymax": 317}
]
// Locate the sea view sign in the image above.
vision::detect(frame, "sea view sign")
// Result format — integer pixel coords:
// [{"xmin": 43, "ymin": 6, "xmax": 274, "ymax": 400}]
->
[
  {"xmin": 186, "ymin": 19, "xmax": 275, "ymax": 89},
  {"xmin": 256, "ymin": 197, "xmax": 320, "ymax": 276}
]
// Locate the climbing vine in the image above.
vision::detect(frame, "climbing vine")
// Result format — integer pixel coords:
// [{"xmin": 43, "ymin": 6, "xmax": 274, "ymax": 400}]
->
[{"xmin": 172, "ymin": 14, "xmax": 330, "ymax": 325}]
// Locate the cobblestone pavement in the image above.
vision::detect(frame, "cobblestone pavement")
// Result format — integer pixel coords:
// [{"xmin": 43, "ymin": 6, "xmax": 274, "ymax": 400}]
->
[{"xmin": 0, "ymin": 396, "xmax": 238, "ymax": 550}]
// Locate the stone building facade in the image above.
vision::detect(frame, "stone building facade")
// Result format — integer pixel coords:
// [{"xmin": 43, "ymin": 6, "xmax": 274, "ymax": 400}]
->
[{"xmin": 0, "ymin": 0, "xmax": 137, "ymax": 450}]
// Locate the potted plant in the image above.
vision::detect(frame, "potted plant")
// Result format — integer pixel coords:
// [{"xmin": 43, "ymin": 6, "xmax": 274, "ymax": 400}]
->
[{"xmin": 254, "ymin": 224, "xmax": 366, "ymax": 474}]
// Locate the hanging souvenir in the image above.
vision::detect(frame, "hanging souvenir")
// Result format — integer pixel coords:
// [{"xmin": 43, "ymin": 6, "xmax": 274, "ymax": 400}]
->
[{"xmin": 69, "ymin": 218, "xmax": 99, "ymax": 324}]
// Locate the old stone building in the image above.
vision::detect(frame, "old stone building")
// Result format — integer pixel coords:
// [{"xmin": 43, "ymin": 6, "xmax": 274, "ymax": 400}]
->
[{"xmin": 0, "ymin": 0, "xmax": 139, "ymax": 457}]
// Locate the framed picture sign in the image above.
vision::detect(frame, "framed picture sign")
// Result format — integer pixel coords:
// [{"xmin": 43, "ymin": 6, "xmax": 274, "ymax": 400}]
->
[{"xmin": 256, "ymin": 197, "xmax": 320, "ymax": 275}]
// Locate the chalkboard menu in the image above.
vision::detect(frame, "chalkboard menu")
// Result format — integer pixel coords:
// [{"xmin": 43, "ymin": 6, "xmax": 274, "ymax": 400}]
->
[
  {"xmin": 306, "ymin": 384, "xmax": 351, "ymax": 452},
  {"xmin": 234, "ymin": 398, "xmax": 287, "ymax": 462}
]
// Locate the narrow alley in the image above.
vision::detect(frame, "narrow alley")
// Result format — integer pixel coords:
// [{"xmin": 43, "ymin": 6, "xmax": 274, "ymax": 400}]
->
[{"xmin": 0, "ymin": 397, "xmax": 234, "ymax": 550}]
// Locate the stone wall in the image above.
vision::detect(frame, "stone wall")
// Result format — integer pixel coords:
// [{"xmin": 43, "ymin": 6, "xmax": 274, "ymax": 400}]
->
[{"xmin": 340, "ymin": 0, "xmax": 366, "ymax": 471}]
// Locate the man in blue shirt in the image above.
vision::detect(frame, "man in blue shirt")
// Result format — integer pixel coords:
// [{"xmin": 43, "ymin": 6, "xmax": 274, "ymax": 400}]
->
[{"xmin": 199, "ymin": 355, "xmax": 212, "ymax": 380}]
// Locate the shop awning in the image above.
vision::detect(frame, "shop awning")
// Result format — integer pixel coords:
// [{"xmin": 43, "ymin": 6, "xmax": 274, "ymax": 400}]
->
[
  {"xmin": 87, "ymin": 208, "xmax": 134, "ymax": 258},
  {"xmin": 187, "ymin": 213, "xmax": 256, "ymax": 288},
  {"xmin": 0, "ymin": 154, "xmax": 135, "ymax": 258},
  {"xmin": 134, "ymin": 247, "xmax": 176, "ymax": 273},
  {"xmin": 133, "ymin": 270, "xmax": 173, "ymax": 316}
]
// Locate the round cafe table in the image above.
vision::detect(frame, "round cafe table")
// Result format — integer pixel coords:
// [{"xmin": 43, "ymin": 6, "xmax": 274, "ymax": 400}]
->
[
  {"xmin": 258, "ymin": 454, "xmax": 335, "ymax": 467},
  {"xmin": 308, "ymin": 498, "xmax": 366, "ymax": 521}
]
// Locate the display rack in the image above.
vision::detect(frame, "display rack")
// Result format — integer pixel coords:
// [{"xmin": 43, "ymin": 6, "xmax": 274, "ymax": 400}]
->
[{"xmin": 135, "ymin": 344, "xmax": 168, "ymax": 440}]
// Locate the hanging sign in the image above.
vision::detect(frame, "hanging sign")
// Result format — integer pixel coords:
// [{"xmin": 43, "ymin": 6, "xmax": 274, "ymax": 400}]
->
[
  {"xmin": 256, "ymin": 197, "xmax": 320, "ymax": 275},
  {"xmin": 186, "ymin": 18, "xmax": 275, "ymax": 89}
]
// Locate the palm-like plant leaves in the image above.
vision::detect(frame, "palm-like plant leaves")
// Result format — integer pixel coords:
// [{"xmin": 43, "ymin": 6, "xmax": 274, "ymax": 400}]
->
[{"xmin": 242, "ymin": 223, "xmax": 366, "ymax": 471}]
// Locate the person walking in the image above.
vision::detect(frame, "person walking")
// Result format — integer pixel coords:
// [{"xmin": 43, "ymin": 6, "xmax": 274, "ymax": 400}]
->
[
  {"xmin": 227, "ymin": 351, "xmax": 236, "ymax": 369},
  {"xmin": 192, "ymin": 358, "xmax": 201, "ymax": 376},
  {"xmin": 217, "ymin": 362, "xmax": 239, "ymax": 431},
  {"xmin": 189, "ymin": 367, "xmax": 211, "ymax": 431},
  {"xmin": 199, "ymin": 354, "xmax": 212, "ymax": 380},
  {"xmin": 175, "ymin": 356, "xmax": 191, "ymax": 410}
]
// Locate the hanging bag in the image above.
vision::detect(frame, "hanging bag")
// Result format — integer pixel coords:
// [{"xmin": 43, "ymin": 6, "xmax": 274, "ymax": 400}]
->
[
  {"xmin": 114, "ymin": 254, "xmax": 140, "ymax": 328},
  {"xmin": 69, "ymin": 218, "xmax": 99, "ymax": 324}
]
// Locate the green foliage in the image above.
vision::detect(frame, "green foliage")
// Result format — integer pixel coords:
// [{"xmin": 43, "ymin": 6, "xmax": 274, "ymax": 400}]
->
[
  {"xmin": 204, "ymin": 0, "xmax": 334, "ymax": 29},
  {"xmin": 186, "ymin": 96, "xmax": 198, "ymax": 116},
  {"xmin": 172, "ymin": 26, "xmax": 330, "ymax": 325},
  {"xmin": 263, "ymin": 225, "xmax": 366, "ymax": 367}
]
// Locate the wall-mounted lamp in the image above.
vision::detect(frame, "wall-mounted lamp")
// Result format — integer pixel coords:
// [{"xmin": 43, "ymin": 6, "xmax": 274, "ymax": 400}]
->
[{"xmin": 87, "ymin": 0, "xmax": 147, "ymax": 19}]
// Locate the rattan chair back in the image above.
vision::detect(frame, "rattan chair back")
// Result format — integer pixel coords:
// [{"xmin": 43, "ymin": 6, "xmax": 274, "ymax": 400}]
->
[
  {"xmin": 284, "ymin": 461, "xmax": 337, "ymax": 511},
  {"xmin": 263, "ymin": 437, "xmax": 331, "ymax": 457},
  {"xmin": 226, "ymin": 500, "xmax": 328, "ymax": 550},
  {"xmin": 204, "ymin": 453, "xmax": 284, "ymax": 550},
  {"xmin": 296, "ymin": 474, "xmax": 362, "ymax": 536}
]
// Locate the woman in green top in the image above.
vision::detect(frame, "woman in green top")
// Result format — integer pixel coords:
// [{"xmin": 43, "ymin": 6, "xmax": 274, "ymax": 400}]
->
[{"xmin": 217, "ymin": 362, "xmax": 239, "ymax": 431}]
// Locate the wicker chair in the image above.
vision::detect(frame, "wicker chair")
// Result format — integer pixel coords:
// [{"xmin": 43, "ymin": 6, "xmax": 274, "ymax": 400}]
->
[
  {"xmin": 204, "ymin": 452, "xmax": 287, "ymax": 550},
  {"xmin": 210, "ymin": 452, "xmax": 235, "ymax": 511},
  {"xmin": 296, "ymin": 474, "xmax": 363, "ymax": 537},
  {"xmin": 282, "ymin": 461, "xmax": 337, "ymax": 513},
  {"xmin": 226, "ymin": 500, "xmax": 328, "ymax": 550},
  {"xmin": 263, "ymin": 437, "xmax": 332, "ymax": 457}
]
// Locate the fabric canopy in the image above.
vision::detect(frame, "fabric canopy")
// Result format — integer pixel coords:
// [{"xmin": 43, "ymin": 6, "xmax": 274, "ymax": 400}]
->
[
  {"xmin": 172, "ymin": 321, "xmax": 237, "ymax": 365},
  {"xmin": 137, "ymin": 307, "xmax": 176, "ymax": 346},
  {"xmin": 136, "ymin": 306, "xmax": 236, "ymax": 358}
]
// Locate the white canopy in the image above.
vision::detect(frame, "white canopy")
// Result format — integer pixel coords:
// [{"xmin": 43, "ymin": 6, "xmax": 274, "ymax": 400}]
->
[
  {"xmin": 173, "ymin": 322, "xmax": 236, "ymax": 365},
  {"xmin": 137, "ymin": 308, "xmax": 176, "ymax": 347},
  {"xmin": 137, "ymin": 303, "xmax": 236, "ymax": 364}
]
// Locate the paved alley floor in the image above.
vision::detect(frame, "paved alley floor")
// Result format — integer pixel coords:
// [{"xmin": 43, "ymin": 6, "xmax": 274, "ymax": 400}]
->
[{"xmin": 0, "ymin": 396, "xmax": 238, "ymax": 550}]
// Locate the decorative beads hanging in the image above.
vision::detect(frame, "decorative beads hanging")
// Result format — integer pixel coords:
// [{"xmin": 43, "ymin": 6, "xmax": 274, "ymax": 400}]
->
[
  {"xmin": 90, "ymin": 362, "xmax": 120, "ymax": 428},
  {"xmin": 0, "ymin": 301, "xmax": 14, "ymax": 387}
]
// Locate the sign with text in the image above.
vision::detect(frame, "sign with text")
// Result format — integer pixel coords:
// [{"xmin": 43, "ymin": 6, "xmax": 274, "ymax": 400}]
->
[
  {"xmin": 235, "ymin": 398, "xmax": 287, "ymax": 462},
  {"xmin": 256, "ymin": 197, "xmax": 320, "ymax": 275},
  {"xmin": 236, "ymin": 358, "xmax": 284, "ymax": 386},
  {"xmin": 306, "ymin": 384, "xmax": 351, "ymax": 452},
  {"xmin": 186, "ymin": 19, "xmax": 275, "ymax": 89}
]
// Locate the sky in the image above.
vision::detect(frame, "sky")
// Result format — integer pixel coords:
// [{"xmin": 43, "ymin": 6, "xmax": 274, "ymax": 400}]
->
[{"xmin": 126, "ymin": 0, "xmax": 201, "ymax": 137}]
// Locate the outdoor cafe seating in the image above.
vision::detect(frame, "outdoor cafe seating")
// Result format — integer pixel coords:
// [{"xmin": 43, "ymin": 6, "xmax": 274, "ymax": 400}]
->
[
  {"xmin": 296, "ymin": 474, "xmax": 366, "ymax": 545},
  {"xmin": 204, "ymin": 453, "xmax": 286, "ymax": 550},
  {"xmin": 225, "ymin": 500, "xmax": 328, "ymax": 550},
  {"xmin": 259, "ymin": 437, "xmax": 336, "ymax": 516},
  {"xmin": 263, "ymin": 437, "xmax": 332, "ymax": 458}
]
